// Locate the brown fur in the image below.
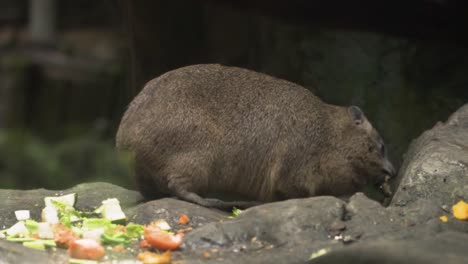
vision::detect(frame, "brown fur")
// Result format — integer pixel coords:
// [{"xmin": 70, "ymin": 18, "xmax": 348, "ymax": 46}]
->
[{"xmin": 116, "ymin": 64, "xmax": 394, "ymax": 209}]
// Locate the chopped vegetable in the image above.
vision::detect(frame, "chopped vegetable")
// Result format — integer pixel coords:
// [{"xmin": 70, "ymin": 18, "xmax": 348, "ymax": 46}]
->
[
  {"xmin": 82, "ymin": 218, "xmax": 112, "ymax": 231},
  {"xmin": 439, "ymin": 215, "xmax": 448, "ymax": 222},
  {"xmin": 1, "ymin": 193, "xmax": 187, "ymax": 262},
  {"xmin": 23, "ymin": 240, "xmax": 46, "ymax": 251},
  {"xmin": 68, "ymin": 239, "xmax": 106, "ymax": 260},
  {"xmin": 6, "ymin": 221, "xmax": 29, "ymax": 236},
  {"xmin": 144, "ymin": 225, "xmax": 183, "ymax": 250},
  {"xmin": 101, "ymin": 232, "xmax": 131, "ymax": 246},
  {"xmin": 112, "ymin": 245, "xmax": 126, "ymax": 252},
  {"xmin": 137, "ymin": 250, "xmax": 171, "ymax": 264},
  {"xmin": 228, "ymin": 207, "xmax": 243, "ymax": 219},
  {"xmin": 69, "ymin": 259, "xmax": 98, "ymax": 264},
  {"xmin": 42, "ymin": 239, "xmax": 57, "ymax": 247},
  {"xmin": 6, "ymin": 237, "xmax": 36, "ymax": 242},
  {"xmin": 24, "ymin": 219, "xmax": 39, "ymax": 234},
  {"xmin": 151, "ymin": 219, "xmax": 171, "ymax": 231},
  {"xmin": 54, "ymin": 224, "xmax": 78, "ymax": 248},
  {"xmin": 44, "ymin": 193, "xmax": 76, "ymax": 208},
  {"xmin": 15, "ymin": 210, "xmax": 31, "ymax": 221},
  {"xmin": 140, "ymin": 239, "xmax": 151, "ymax": 248},
  {"xmin": 82, "ymin": 228, "xmax": 105, "ymax": 243},
  {"xmin": 37, "ymin": 222, "xmax": 54, "ymax": 239},
  {"xmin": 452, "ymin": 200, "xmax": 468, "ymax": 220},
  {"xmin": 97, "ymin": 198, "xmax": 127, "ymax": 225},
  {"xmin": 309, "ymin": 248, "xmax": 331, "ymax": 260},
  {"xmin": 126, "ymin": 223, "xmax": 144, "ymax": 238},
  {"xmin": 178, "ymin": 214, "xmax": 190, "ymax": 225},
  {"xmin": 41, "ymin": 206, "xmax": 59, "ymax": 224}
]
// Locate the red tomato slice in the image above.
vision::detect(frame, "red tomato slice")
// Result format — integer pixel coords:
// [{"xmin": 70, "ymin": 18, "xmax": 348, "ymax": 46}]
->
[
  {"xmin": 54, "ymin": 225, "xmax": 78, "ymax": 248},
  {"xmin": 68, "ymin": 239, "xmax": 106, "ymax": 260},
  {"xmin": 144, "ymin": 226, "xmax": 184, "ymax": 250}
]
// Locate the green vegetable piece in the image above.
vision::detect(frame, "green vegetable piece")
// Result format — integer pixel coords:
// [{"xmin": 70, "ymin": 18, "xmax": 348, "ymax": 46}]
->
[
  {"xmin": 101, "ymin": 232, "xmax": 131, "ymax": 246},
  {"xmin": 228, "ymin": 207, "xmax": 243, "ymax": 218},
  {"xmin": 69, "ymin": 258, "xmax": 98, "ymax": 264},
  {"xmin": 24, "ymin": 219, "xmax": 39, "ymax": 234},
  {"xmin": 309, "ymin": 248, "xmax": 331, "ymax": 260},
  {"xmin": 82, "ymin": 218, "xmax": 112, "ymax": 231},
  {"xmin": 6, "ymin": 237, "xmax": 36, "ymax": 242},
  {"xmin": 126, "ymin": 223, "xmax": 144, "ymax": 238},
  {"xmin": 44, "ymin": 193, "xmax": 76, "ymax": 208},
  {"xmin": 23, "ymin": 241, "xmax": 45, "ymax": 251},
  {"xmin": 41, "ymin": 239, "xmax": 57, "ymax": 247}
]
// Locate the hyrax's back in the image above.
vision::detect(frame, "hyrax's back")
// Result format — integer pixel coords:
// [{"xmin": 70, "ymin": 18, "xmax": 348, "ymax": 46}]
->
[{"xmin": 117, "ymin": 64, "xmax": 394, "ymax": 209}]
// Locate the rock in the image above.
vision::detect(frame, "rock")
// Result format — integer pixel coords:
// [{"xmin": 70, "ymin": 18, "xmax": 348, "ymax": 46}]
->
[
  {"xmin": 1, "ymin": 181, "xmax": 468, "ymax": 263},
  {"xmin": 308, "ymin": 231, "xmax": 468, "ymax": 264},
  {"xmin": 0, "ymin": 238, "xmax": 67, "ymax": 264},
  {"xmin": 127, "ymin": 198, "xmax": 228, "ymax": 227},
  {"xmin": 391, "ymin": 103, "xmax": 468, "ymax": 208}
]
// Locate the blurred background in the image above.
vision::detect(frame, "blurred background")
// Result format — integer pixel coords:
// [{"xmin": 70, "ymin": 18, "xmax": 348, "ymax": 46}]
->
[{"xmin": 0, "ymin": 0, "xmax": 467, "ymax": 190}]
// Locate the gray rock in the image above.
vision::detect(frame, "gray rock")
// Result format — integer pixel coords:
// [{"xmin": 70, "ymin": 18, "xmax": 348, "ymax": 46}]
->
[
  {"xmin": 1, "ymin": 179, "xmax": 467, "ymax": 263},
  {"xmin": 308, "ymin": 231, "xmax": 468, "ymax": 264},
  {"xmin": 0, "ymin": 239, "xmax": 67, "ymax": 264},
  {"xmin": 127, "ymin": 198, "xmax": 228, "ymax": 226},
  {"xmin": 391, "ymin": 103, "xmax": 468, "ymax": 208}
]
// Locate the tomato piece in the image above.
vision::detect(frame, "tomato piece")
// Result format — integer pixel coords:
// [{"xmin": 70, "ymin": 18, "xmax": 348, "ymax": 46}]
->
[
  {"xmin": 54, "ymin": 225, "xmax": 78, "ymax": 248},
  {"xmin": 144, "ymin": 226, "xmax": 183, "ymax": 250},
  {"xmin": 178, "ymin": 214, "xmax": 190, "ymax": 225},
  {"xmin": 140, "ymin": 239, "xmax": 151, "ymax": 248},
  {"xmin": 68, "ymin": 239, "xmax": 106, "ymax": 260}
]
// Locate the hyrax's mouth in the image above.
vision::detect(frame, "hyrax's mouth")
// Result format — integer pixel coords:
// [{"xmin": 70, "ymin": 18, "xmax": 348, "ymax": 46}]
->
[
  {"xmin": 376, "ymin": 163, "xmax": 395, "ymax": 197},
  {"xmin": 378, "ymin": 175, "xmax": 392, "ymax": 197}
]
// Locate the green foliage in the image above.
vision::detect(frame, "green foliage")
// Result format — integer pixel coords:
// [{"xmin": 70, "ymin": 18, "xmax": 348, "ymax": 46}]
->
[{"xmin": 0, "ymin": 129, "xmax": 134, "ymax": 189}]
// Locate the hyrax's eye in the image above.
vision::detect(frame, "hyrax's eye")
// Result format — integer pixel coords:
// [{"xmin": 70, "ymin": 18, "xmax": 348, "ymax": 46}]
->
[{"xmin": 380, "ymin": 144, "xmax": 386, "ymax": 156}]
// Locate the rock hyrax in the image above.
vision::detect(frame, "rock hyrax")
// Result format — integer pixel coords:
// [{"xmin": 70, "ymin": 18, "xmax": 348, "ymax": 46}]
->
[{"xmin": 116, "ymin": 64, "xmax": 395, "ymax": 209}]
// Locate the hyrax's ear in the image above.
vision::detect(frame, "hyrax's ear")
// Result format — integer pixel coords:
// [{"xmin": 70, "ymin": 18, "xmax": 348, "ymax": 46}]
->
[{"xmin": 348, "ymin": 106, "xmax": 365, "ymax": 125}]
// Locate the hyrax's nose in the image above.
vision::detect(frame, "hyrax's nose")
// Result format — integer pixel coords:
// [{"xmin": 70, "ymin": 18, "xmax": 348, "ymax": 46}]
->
[{"xmin": 383, "ymin": 159, "xmax": 396, "ymax": 178}]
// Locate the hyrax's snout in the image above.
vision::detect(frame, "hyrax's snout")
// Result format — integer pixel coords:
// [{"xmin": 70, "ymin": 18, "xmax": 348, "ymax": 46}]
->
[
  {"xmin": 377, "ymin": 159, "xmax": 396, "ymax": 196},
  {"xmin": 382, "ymin": 159, "xmax": 396, "ymax": 179}
]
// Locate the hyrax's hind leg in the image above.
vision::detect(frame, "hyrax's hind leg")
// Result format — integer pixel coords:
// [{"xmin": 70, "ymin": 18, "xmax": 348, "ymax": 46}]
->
[
  {"xmin": 135, "ymin": 157, "xmax": 169, "ymax": 200},
  {"xmin": 165, "ymin": 152, "xmax": 260, "ymax": 210}
]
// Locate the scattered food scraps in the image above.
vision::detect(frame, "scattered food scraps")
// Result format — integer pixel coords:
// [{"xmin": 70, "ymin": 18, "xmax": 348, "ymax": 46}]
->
[
  {"xmin": 178, "ymin": 214, "xmax": 190, "ymax": 225},
  {"xmin": 144, "ymin": 224, "xmax": 184, "ymax": 250},
  {"xmin": 0, "ymin": 193, "xmax": 187, "ymax": 263},
  {"xmin": 439, "ymin": 215, "xmax": 448, "ymax": 222},
  {"xmin": 452, "ymin": 200, "xmax": 468, "ymax": 220},
  {"xmin": 137, "ymin": 250, "xmax": 171, "ymax": 264},
  {"xmin": 68, "ymin": 239, "xmax": 106, "ymax": 260},
  {"xmin": 309, "ymin": 248, "xmax": 331, "ymax": 260}
]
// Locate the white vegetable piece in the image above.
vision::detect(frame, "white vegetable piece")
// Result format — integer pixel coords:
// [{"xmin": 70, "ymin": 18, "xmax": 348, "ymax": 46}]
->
[
  {"xmin": 100, "ymin": 198, "xmax": 126, "ymax": 223},
  {"xmin": 14, "ymin": 210, "xmax": 31, "ymax": 221},
  {"xmin": 0, "ymin": 231, "xmax": 6, "ymax": 239},
  {"xmin": 44, "ymin": 193, "xmax": 76, "ymax": 208},
  {"xmin": 7, "ymin": 221, "xmax": 29, "ymax": 236},
  {"xmin": 41, "ymin": 206, "xmax": 59, "ymax": 224},
  {"xmin": 82, "ymin": 228, "xmax": 105, "ymax": 243},
  {"xmin": 37, "ymin": 222, "xmax": 54, "ymax": 239},
  {"xmin": 152, "ymin": 219, "xmax": 171, "ymax": 231}
]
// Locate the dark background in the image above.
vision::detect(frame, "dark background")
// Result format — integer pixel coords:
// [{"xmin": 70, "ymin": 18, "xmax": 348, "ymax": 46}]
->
[{"xmin": 0, "ymin": 0, "xmax": 467, "ymax": 190}]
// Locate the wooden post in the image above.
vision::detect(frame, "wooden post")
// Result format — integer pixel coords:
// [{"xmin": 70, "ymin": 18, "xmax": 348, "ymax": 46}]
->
[{"xmin": 28, "ymin": 0, "xmax": 56, "ymax": 44}]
